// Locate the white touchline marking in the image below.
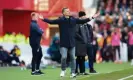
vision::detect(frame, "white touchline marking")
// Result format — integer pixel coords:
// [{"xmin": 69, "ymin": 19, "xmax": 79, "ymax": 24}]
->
[
  {"xmin": 78, "ymin": 68, "xmax": 133, "ymax": 80},
  {"xmin": 118, "ymin": 75, "xmax": 133, "ymax": 80}
]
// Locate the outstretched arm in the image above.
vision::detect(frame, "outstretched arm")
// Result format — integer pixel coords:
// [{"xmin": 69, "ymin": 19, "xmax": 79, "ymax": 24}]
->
[
  {"xmin": 76, "ymin": 18, "xmax": 91, "ymax": 24},
  {"xmin": 76, "ymin": 12, "xmax": 100, "ymax": 24},
  {"xmin": 39, "ymin": 14, "xmax": 60, "ymax": 24},
  {"xmin": 43, "ymin": 18, "xmax": 60, "ymax": 24}
]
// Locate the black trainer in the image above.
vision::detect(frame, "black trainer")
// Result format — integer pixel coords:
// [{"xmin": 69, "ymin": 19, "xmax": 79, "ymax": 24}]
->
[
  {"xmin": 90, "ymin": 69, "xmax": 97, "ymax": 74},
  {"xmin": 36, "ymin": 70, "xmax": 44, "ymax": 75},
  {"xmin": 31, "ymin": 71, "xmax": 41, "ymax": 75}
]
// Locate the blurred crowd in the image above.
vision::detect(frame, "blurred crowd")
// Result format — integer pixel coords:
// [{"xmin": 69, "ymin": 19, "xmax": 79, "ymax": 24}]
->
[
  {"xmin": 0, "ymin": 45, "xmax": 21, "ymax": 66},
  {"xmin": 0, "ymin": 32, "xmax": 26, "ymax": 66},
  {"xmin": 0, "ymin": 32, "xmax": 29, "ymax": 44},
  {"xmin": 92, "ymin": 0, "xmax": 133, "ymax": 63}
]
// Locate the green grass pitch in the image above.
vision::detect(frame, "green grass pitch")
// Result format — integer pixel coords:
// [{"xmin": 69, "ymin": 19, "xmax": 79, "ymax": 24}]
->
[{"xmin": 0, "ymin": 62, "xmax": 133, "ymax": 80}]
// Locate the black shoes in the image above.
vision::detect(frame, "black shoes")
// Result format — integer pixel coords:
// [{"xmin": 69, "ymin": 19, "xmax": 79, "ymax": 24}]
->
[
  {"xmin": 31, "ymin": 70, "xmax": 44, "ymax": 75},
  {"xmin": 90, "ymin": 69, "xmax": 97, "ymax": 74},
  {"xmin": 36, "ymin": 70, "xmax": 44, "ymax": 74}
]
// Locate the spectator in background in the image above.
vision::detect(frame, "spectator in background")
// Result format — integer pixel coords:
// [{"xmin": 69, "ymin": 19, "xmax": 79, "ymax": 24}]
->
[
  {"xmin": 99, "ymin": 1, "xmax": 105, "ymax": 15},
  {"xmin": 120, "ymin": 6, "xmax": 128, "ymax": 19},
  {"xmin": 113, "ymin": 6, "xmax": 120, "ymax": 16},
  {"xmin": 111, "ymin": 28, "xmax": 122, "ymax": 63},
  {"xmin": 115, "ymin": 0, "xmax": 120, "ymax": 9},
  {"xmin": 10, "ymin": 45, "xmax": 21, "ymax": 65},
  {"xmin": 105, "ymin": 13, "xmax": 113, "ymax": 24},
  {"xmin": 100, "ymin": 20, "xmax": 110, "ymax": 31},
  {"xmin": 112, "ymin": 10, "xmax": 119, "ymax": 27},
  {"xmin": 103, "ymin": 31, "xmax": 113, "ymax": 62},
  {"xmin": 119, "ymin": 0, "xmax": 128, "ymax": 9},
  {"xmin": 97, "ymin": 33, "xmax": 105, "ymax": 62},
  {"xmin": 48, "ymin": 32, "xmax": 61, "ymax": 67},
  {"xmin": 128, "ymin": 15, "xmax": 133, "ymax": 27},
  {"xmin": 128, "ymin": 28, "xmax": 133, "ymax": 65},
  {"xmin": 105, "ymin": 0, "xmax": 114, "ymax": 15},
  {"xmin": 20, "ymin": 60, "xmax": 26, "ymax": 70},
  {"xmin": 0, "ymin": 46, "xmax": 11, "ymax": 66},
  {"xmin": 117, "ymin": 14, "xmax": 126, "ymax": 27},
  {"xmin": 128, "ymin": 1, "xmax": 133, "ymax": 15},
  {"xmin": 121, "ymin": 27, "xmax": 128, "ymax": 44}
]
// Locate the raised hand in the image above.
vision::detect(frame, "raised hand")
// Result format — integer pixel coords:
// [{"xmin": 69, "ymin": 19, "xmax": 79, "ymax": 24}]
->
[
  {"xmin": 92, "ymin": 12, "xmax": 100, "ymax": 18},
  {"xmin": 39, "ymin": 14, "xmax": 44, "ymax": 20}
]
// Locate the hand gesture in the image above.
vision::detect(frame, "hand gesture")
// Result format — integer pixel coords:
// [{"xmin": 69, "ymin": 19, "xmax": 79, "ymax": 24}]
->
[
  {"xmin": 92, "ymin": 12, "xmax": 100, "ymax": 18},
  {"xmin": 39, "ymin": 14, "xmax": 44, "ymax": 20}
]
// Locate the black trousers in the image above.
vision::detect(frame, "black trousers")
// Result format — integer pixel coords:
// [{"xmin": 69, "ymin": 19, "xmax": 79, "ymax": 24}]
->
[
  {"xmin": 30, "ymin": 44, "xmax": 43, "ymax": 72},
  {"xmin": 103, "ymin": 45, "xmax": 113, "ymax": 62},
  {"xmin": 93, "ymin": 45, "xmax": 98, "ymax": 62},
  {"xmin": 112, "ymin": 46, "xmax": 120, "ymax": 61},
  {"xmin": 75, "ymin": 56, "xmax": 85, "ymax": 73},
  {"xmin": 128, "ymin": 45, "xmax": 133, "ymax": 59},
  {"xmin": 87, "ymin": 44, "xmax": 94, "ymax": 70}
]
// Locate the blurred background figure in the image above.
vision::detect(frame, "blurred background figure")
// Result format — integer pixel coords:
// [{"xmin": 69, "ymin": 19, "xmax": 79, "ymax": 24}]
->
[
  {"xmin": 128, "ymin": 28, "xmax": 133, "ymax": 65},
  {"xmin": 10, "ymin": 45, "xmax": 21, "ymax": 66},
  {"xmin": 20, "ymin": 60, "xmax": 26, "ymax": 70},
  {"xmin": 103, "ymin": 31, "xmax": 113, "ymax": 62},
  {"xmin": 47, "ymin": 32, "xmax": 61, "ymax": 68},
  {"xmin": 111, "ymin": 28, "xmax": 122, "ymax": 63},
  {"xmin": 0, "ymin": 45, "xmax": 11, "ymax": 66}
]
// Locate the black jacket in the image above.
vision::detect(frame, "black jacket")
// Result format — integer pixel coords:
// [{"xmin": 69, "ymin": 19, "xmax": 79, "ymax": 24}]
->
[
  {"xmin": 75, "ymin": 23, "xmax": 93, "ymax": 56},
  {"xmin": 43, "ymin": 16, "xmax": 91, "ymax": 48},
  {"xmin": 76, "ymin": 23, "xmax": 93, "ymax": 44},
  {"xmin": 29, "ymin": 20, "xmax": 44, "ymax": 46}
]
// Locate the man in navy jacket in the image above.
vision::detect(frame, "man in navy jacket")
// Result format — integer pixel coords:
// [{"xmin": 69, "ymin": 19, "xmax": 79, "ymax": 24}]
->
[
  {"xmin": 39, "ymin": 7, "xmax": 100, "ymax": 78},
  {"xmin": 29, "ymin": 12, "xmax": 45, "ymax": 75}
]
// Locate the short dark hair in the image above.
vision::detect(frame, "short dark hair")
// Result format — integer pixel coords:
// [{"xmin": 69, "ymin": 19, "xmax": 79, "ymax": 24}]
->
[
  {"xmin": 78, "ymin": 11, "xmax": 86, "ymax": 17},
  {"xmin": 62, "ymin": 7, "xmax": 68, "ymax": 13},
  {"xmin": 31, "ymin": 12, "xmax": 36, "ymax": 17}
]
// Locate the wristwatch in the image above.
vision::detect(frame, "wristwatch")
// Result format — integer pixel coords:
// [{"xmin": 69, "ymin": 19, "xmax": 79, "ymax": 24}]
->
[{"xmin": 92, "ymin": 17, "xmax": 94, "ymax": 19}]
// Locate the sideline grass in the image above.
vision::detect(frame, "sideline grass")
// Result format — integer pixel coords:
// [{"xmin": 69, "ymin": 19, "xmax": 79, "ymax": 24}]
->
[{"xmin": 0, "ymin": 62, "xmax": 132, "ymax": 80}]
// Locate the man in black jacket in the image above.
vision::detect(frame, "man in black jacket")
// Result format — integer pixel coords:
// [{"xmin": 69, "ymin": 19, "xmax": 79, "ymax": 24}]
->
[
  {"xmin": 39, "ymin": 7, "xmax": 99, "ymax": 77},
  {"xmin": 29, "ymin": 12, "xmax": 45, "ymax": 75},
  {"xmin": 75, "ymin": 11, "xmax": 97, "ymax": 74}
]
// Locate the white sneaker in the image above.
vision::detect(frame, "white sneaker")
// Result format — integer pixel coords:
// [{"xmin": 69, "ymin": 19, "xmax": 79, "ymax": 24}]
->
[
  {"xmin": 131, "ymin": 59, "xmax": 133, "ymax": 66},
  {"xmin": 131, "ymin": 63, "xmax": 133, "ymax": 66},
  {"xmin": 70, "ymin": 73, "xmax": 76, "ymax": 78},
  {"xmin": 60, "ymin": 71, "xmax": 65, "ymax": 77}
]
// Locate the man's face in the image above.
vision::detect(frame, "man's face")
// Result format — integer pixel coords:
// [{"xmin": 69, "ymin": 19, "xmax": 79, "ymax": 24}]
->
[
  {"xmin": 33, "ymin": 13, "xmax": 39, "ymax": 21},
  {"xmin": 63, "ymin": 8, "xmax": 71, "ymax": 16}
]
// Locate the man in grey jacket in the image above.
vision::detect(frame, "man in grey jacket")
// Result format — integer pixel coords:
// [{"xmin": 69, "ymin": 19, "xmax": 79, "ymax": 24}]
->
[{"xmin": 75, "ymin": 11, "xmax": 97, "ymax": 75}]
